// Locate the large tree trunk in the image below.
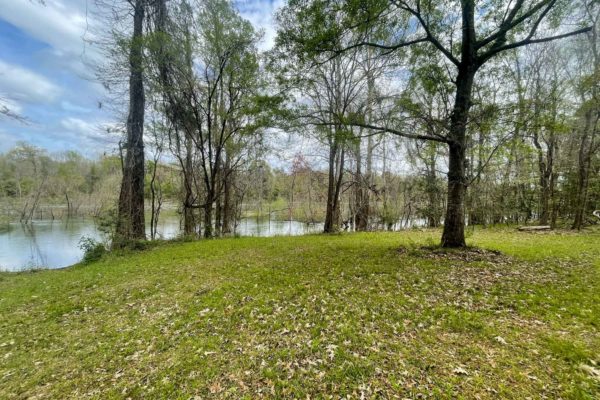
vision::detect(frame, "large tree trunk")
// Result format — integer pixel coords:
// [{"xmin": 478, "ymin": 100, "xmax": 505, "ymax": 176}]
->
[
  {"xmin": 116, "ymin": 0, "xmax": 146, "ymax": 243},
  {"xmin": 441, "ymin": 65, "xmax": 475, "ymax": 247},
  {"xmin": 441, "ymin": 2, "xmax": 477, "ymax": 248},
  {"xmin": 442, "ymin": 140, "xmax": 467, "ymax": 247}
]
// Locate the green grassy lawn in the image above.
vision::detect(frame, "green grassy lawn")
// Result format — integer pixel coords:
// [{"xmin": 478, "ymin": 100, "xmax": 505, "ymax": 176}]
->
[{"xmin": 1, "ymin": 229, "xmax": 599, "ymax": 399}]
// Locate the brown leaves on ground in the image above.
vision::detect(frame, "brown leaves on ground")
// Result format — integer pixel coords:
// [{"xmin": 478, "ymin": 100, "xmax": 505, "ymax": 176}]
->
[{"xmin": 398, "ymin": 245, "xmax": 507, "ymax": 263}]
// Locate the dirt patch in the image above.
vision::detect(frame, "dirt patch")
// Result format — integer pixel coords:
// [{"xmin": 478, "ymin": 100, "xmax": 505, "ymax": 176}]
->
[{"xmin": 398, "ymin": 245, "xmax": 510, "ymax": 263}]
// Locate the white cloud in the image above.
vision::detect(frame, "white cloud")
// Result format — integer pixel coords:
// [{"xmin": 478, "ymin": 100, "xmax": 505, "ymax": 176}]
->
[
  {"xmin": 60, "ymin": 116, "xmax": 95, "ymax": 134},
  {"xmin": 61, "ymin": 100, "xmax": 93, "ymax": 113},
  {"xmin": 0, "ymin": 0, "xmax": 102, "ymax": 78},
  {"xmin": 0, "ymin": 0, "xmax": 91, "ymax": 55},
  {"xmin": 60, "ymin": 116, "xmax": 120, "ymax": 144},
  {"xmin": 0, "ymin": 129, "xmax": 19, "ymax": 152},
  {"xmin": 0, "ymin": 60, "xmax": 61, "ymax": 104},
  {"xmin": 236, "ymin": 0, "xmax": 285, "ymax": 50}
]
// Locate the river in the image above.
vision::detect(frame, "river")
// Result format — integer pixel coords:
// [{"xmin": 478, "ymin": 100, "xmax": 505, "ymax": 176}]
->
[{"xmin": 0, "ymin": 217, "xmax": 323, "ymax": 271}]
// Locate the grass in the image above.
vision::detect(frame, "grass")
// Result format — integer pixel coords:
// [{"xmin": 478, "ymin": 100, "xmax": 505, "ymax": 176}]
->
[{"xmin": 1, "ymin": 228, "xmax": 599, "ymax": 399}]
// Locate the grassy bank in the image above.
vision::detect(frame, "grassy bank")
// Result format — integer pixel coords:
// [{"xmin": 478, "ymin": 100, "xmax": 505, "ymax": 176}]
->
[{"xmin": 1, "ymin": 229, "xmax": 599, "ymax": 399}]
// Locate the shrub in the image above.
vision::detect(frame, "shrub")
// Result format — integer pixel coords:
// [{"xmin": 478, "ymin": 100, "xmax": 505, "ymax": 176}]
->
[{"xmin": 78, "ymin": 236, "xmax": 106, "ymax": 264}]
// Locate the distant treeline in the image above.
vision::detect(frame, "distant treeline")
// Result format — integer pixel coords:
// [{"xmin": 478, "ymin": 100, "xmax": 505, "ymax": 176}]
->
[{"xmin": 2, "ymin": 135, "xmax": 598, "ymax": 236}]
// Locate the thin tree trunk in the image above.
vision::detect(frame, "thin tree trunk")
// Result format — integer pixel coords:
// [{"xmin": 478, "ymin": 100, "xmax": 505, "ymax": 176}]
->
[
  {"xmin": 204, "ymin": 196, "xmax": 213, "ymax": 238},
  {"xmin": 324, "ymin": 136, "xmax": 338, "ymax": 233},
  {"xmin": 355, "ymin": 138, "xmax": 369, "ymax": 231},
  {"xmin": 333, "ymin": 147, "xmax": 345, "ymax": 229},
  {"xmin": 222, "ymin": 153, "xmax": 232, "ymax": 235},
  {"xmin": 215, "ymin": 172, "xmax": 222, "ymax": 237}
]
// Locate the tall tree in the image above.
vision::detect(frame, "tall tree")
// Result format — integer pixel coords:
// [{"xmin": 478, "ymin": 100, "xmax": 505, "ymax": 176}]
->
[{"xmin": 115, "ymin": 0, "xmax": 147, "ymax": 243}]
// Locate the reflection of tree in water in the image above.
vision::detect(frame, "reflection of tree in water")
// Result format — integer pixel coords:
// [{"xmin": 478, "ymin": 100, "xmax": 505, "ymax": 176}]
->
[
  {"xmin": 3, "ymin": 217, "xmax": 323, "ymax": 271},
  {"xmin": 238, "ymin": 218, "xmax": 321, "ymax": 237},
  {"xmin": 62, "ymin": 218, "xmax": 77, "ymax": 235},
  {"xmin": 21, "ymin": 223, "xmax": 47, "ymax": 269}
]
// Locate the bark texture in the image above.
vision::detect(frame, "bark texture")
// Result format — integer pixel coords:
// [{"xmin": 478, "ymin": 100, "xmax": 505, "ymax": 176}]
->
[{"xmin": 116, "ymin": 0, "xmax": 146, "ymax": 243}]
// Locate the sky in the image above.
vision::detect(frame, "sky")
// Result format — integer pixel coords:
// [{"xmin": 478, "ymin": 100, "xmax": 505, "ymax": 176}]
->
[{"xmin": 0, "ymin": 0, "xmax": 284, "ymax": 156}]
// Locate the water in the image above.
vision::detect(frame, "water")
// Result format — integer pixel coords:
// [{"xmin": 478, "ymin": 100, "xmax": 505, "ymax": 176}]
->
[{"xmin": 0, "ymin": 217, "xmax": 323, "ymax": 272}]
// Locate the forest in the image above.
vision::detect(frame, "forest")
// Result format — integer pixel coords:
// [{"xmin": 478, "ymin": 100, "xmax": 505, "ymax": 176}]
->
[{"xmin": 2, "ymin": 0, "xmax": 599, "ymax": 248}]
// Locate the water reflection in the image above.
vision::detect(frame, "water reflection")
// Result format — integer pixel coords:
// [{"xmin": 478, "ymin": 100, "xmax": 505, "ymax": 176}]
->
[
  {"xmin": 0, "ymin": 220, "xmax": 101, "ymax": 272},
  {"xmin": 0, "ymin": 217, "xmax": 323, "ymax": 271},
  {"xmin": 235, "ymin": 218, "xmax": 323, "ymax": 237}
]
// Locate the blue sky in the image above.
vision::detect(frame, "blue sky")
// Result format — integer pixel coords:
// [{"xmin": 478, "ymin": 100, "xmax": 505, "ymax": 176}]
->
[{"xmin": 0, "ymin": 0, "xmax": 282, "ymax": 156}]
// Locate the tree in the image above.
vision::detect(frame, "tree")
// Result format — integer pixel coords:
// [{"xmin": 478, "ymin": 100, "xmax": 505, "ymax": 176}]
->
[
  {"xmin": 115, "ymin": 0, "xmax": 147, "ymax": 243},
  {"xmin": 94, "ymin": 0, "xmax": 148, "ymax": 244}
]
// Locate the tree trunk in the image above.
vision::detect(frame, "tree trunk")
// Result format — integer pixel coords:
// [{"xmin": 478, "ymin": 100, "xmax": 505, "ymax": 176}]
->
[
  {"xmin": 426, "ymin": 179, "xmax": 438, "ymax": 228},
  {"xmin": 222, "ymin": 154, "xmax": 233, "ymax": 235},
  {"xmin": 441, "ymin": 1, "xmax": 477, "ymax": 248},
  {"xmin": 65, "ymin": 192, "xmax": 71, "ymax": 217},
  {"xmin": 204, "ymin": 196, "xmax": 213, "ymax": 238},
  {"xmin": 355, "ymin": 139, "xmax": 369, "ymax": 231},
  {"xmin": 442, "ymin": 140, "xmax": 467, "ymax": 247},
  {"xmin": 425, "ymin": 147, "xmax": 440, "ymax": 228},
  {"xmin": 441, "ymin": 66, "xmax": 475, "ymax": 247},
  {"xmin": 182, "ymin": 136, "xmax": 196, "ymax": 236},
  {"xmin": 333, "ymin": 147, "xmax": 345, "ymax": 229},
  {"xmin": 214, "ymin": 178, "xmax": 222, "ymax": 237},
  {"xmin": 116, "ymin": 0, "xmax": 146, "ymax": 244},
  {"xmin": 324, "ymin": 134, "xmax": 338, "ymax": 233},
  {"xmin": 532, "ymin": 120, "xmax": 554, "ymax": 225},
  {"xmin": 356, "ymin": 71, "xmax": 376, "ymax": 231},
  {"xmin": 324, "ymin": 139, "xmax": 345, "ymax": 233}
]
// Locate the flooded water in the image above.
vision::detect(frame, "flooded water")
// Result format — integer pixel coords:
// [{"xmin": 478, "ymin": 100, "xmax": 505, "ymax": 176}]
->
[{"xmin": 0, "ymin": 217, "xmax": 323, "ymax": 271}]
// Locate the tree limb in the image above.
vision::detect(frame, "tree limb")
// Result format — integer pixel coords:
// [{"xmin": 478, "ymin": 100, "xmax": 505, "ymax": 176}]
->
[
  {"xmin": 317, "ymin": 120, "xmax": 448, "ymax": 143},
  {"xmin": 479, "ymin": 27, "xmax": 593, "ymax": 63}
]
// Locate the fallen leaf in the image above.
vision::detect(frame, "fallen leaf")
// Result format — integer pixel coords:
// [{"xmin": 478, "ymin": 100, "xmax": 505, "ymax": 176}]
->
[
  {"xmin": 453, "ymin": 366, "xmax": 469, "ymax": 375},
  {"xmin": 494, "ymin": 336, "xmax": 507, "ymax": 345}
]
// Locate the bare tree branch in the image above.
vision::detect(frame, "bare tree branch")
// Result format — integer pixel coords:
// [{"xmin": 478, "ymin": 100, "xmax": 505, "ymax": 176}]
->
[{"xmin": 479, "ymin": 27, "xmax": 593, "ymax": 63}]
